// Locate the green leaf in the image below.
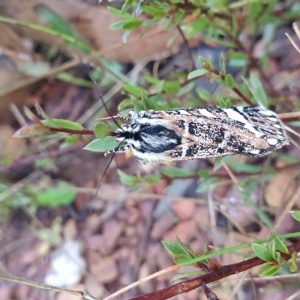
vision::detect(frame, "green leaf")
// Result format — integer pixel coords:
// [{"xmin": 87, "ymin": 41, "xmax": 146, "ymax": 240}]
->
[
  {"xmin": 117, "ymin": 169, "xmax": 137, "ymax": 187},
  {"xmin": 270, "ymin": 233, "xmax": 289, "ymax": 254},
  {"xmin": 290, "ymin": 252, "xmax": 298, "ymax": 272},
  {"xmin": 35, "ymin": 4, "xmax": 73, "ymax": 36},
  {"xmin": 144, "ymin": 76, "xmax": 160, "ymax": 84},
  {"xmin": 20, "ymin": 61, "xmax": 50, "ymax": 76},
  {"xmin": 134, "ymin": 2, "xmax": 143, "ymax": 16},
  {"xmin": 94, "ymin": 122, "xmax": 109, "ymax": 139},
  {"xmin": 35, "ymin": 103, "xmax": 56, "ymax": 125},
  {"xmin": 131, "ymin": 96, "xmax": 145, "ymax": 112},
  {"xmin": 213, "ymin": 157, "xmax": 224, "ymax": 171},
  {"xmin": 219, "ymin": 97, "xmax": 232, "ymax": 108},
  {"xmin": 162, "ymin": 238, "xmax": 197, "ymax": 264},
  {"xmin": 224, "ymin": 74, "xmax": 235, "ymax": 88},
  {"xmin": 187, "ymin": 69, "xmax": 208, "ymax": 80},
  {"xmin": 142, "ymin": 92, "xmax": 155, "ymax": 110},
  {"xmin": 124, "ymin": 84, "xmax": 144, "ymax": 96},
  {"xmin": 249, "ymin": 72, "xmax": 268, "ymax": 108},
  {"xmin": 228, "ymin": 51, "xmax": 249, "ymax": 68},
  {"xmin": 36, "ymin": 181, "xmax": 77, "ymax": 208},
  {"xmin": 35, "ymin": 158, "xmax": 51, "ymax": 168},
  {"xmin": 122, "ymin": 19, "xmax": 143, "ymax": 30},
  {"xmin": 196, "ymin": 177, "xmax": 219, "ymax": 193},
  {"xmin": 273, "ymin": 251, "xmax": 284, "ymax": 265},
  {"xmin": 145, "ymin": 174, "xmax": 161, "ymax": 185},
  {"xmin": 196, "ymin": 88, "xmax": 213, "ymax": 101},
  {"xmin": 110, "ymin": 20, "xmax": 131, "ymax": 30},
  {"xmin": 177, "ymin": 81, "xmax": 195, "ymax": 97},
  {"xmin": 268, "ymin": 238, "xmax": 276, "ymax": 258},
  {"xmin": 185, "ymin": 16, "xmax": 209, "ymax": 37},
  {"xmin": 226, "ymin": 162, "xmax": 262, "ymax": 173},
  {"xmin": 162, "ymin": 167, "xmax": 193, "ymax": 178},
  {"xmin": 84, "ymin": 137, "xmax": 118, "ymax": 152},
  {"xmin": 118, "ymin": 98, "xmax": 133, "ymax": 112},
  {"xmin": 275, "ymin": 153, "xmax": 299, "ymax": 164},
  {"xmin": 198, "ymin": 169, "xmax": 210, "ymax": 179},
  {"xmin": 262, "ymin": 23, "xmax": 275, "ymax": 44},
  {"xmin": 259, "ymin": 264, "xmax": 281, "ymax": 277},
  {"xmin": 24, "ymin": 107, "xmax": 37, "ymax": 121},
  {"xmin": 252, "ymin": 243, "xmax": 273, "ymax": 262},
  {"xmin": 107, "ymin": 6, "xmax": 132, "ymax": 19},
  {"xmin": 64, "ymin": 135, "xmax": 80, "ymax": 146},
  {"xmin": 163, "ymin": 81, "xmax": 181, "ymax": 94},
  {"xmin": 219, "ymin": 53, "xmax": 227, "ymax": 74},
  {"xmin": 291, "ymin": 211, "xmax": 300, "ymax": 222},
  {"xmin": 41, "ymin": 119, "xmax": 83, "ymax": 130},
  {"xmin": 57, "ymin": 72, "xmax": 94, "ymax": 88},
  {"xmin": 34, "ymin": 4, "xmax": 88, "ymax": 52},
  {"xmin": 121, "ymin": 0, "xmax": 134, "ymax": 14},
  {"xmin": 122, "ymin": 30, "xmax": 132, "ymax": 43}
]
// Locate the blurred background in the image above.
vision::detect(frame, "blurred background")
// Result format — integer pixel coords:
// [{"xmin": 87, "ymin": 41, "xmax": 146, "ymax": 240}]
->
[{"xmin": 0, "ymin": 0, "xmax": 300, "ymax": 299}]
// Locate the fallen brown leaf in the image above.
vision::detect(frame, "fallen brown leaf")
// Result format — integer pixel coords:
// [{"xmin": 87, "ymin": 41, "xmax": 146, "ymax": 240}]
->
[
  {"xmin": 90, "ymin": 255, "xmax": 118, "ymax": 283},
  {"xmin": 265, "ymin": 171, "xmax": 298, "ymax": 208}
]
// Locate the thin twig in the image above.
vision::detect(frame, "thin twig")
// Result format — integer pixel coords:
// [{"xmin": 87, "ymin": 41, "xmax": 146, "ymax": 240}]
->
[
  {"xmin": 0, "ymin": 272, "xmax": 98, "ymax": 300},
  {"xmin": 176, "ymin": 25, "xmax": 196, "ymax": 71},
  {"xmin": 129, "ymin": 241, "xmax": 300, "ymax": 300}
]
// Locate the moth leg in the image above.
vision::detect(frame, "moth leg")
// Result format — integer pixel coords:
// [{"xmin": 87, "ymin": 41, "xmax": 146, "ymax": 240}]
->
[
  {"xmin": 104, "ymin": 145, "xmax": 129, "ymax": 156},
  {"xmin": 117, "ymin": 113, "xmax": 130, "ymax": 121},
  {"xmin": 117, "ymin": 111, "xmax": 139, "ymax": 121},
  {"xmin": 138, "ymin": 110, "xmax": 155, "ymax": 118}
]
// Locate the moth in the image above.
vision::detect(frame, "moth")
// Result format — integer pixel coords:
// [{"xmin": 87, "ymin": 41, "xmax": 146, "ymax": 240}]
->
[{"xmin": 105, "ymin": 106, "xmax": 289, "ymax": 164}]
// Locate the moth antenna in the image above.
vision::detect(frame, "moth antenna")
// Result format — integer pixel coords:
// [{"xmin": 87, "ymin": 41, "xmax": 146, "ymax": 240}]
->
[
  {"xmin": 85, "ymin": 63, "xmax": 123, "ymax": 130},
  {"xmin": 85, "ymin": 64, "xmax": 125, "ymax": 210},
  {"xmin": 89, "ymin": 152, "xmax": 116, "ymax": 213},
  {"xmin": 99, "ymin": 115, "xmax": 120, "ymax": 120}
]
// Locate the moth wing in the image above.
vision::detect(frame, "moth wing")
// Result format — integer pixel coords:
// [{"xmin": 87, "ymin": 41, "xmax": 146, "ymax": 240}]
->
[
  {"xmin": 165, "ymin": 141, "xmax": 235, "ymax": 161},
  {"xmin": 168, "ymin": 107, "xmax": 288, "ymax": 157}
]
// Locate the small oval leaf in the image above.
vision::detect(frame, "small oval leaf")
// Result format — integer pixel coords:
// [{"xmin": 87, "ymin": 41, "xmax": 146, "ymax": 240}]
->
[
  {"xmin": 84, "ymin": 136, "xmax": 118, "ymax": 152},
  {"xmin": 122, "ymin": 19, "xmax": 143, "ymax": 30},
  {"xmin": 252, "ymin": 243, "xmax": 273, "ymax": 262},
  {"xmin": 131, "ymin": 96, "xmax": 145, "ymax": 112},
  {"xmin": 259, "ymin": 264, "xmax": 281, "ymax": 277},
  {"xmin": 270, "ymin": 233, "xmax": 289, "ymax": 254},
  {"xmin": 94, "ymin": 122, "xmax": 109, "ymax": 139},
  {"xmin": 291, "ymin": 211, "xmax": 300, "ymax": 222},
  {"xmin": 224, "ymin": 73, "xmax": 235, "ymax": 88},
  {"xmin": 24, "ymin": 107, "xmax": 39, "ymax": 122},
  {"xmin": 162, "ymin": 238, "xmax": 197, "ymax": 264},
  {"xmin": 187, "ymin": 69, "xmax": 208, "ymax": 80},
  {"xmin": 162, "ymin": 167, "xmax": 193, "ymax": 178},
  {"xmin": 41, "ymin": 119, "xmax": 83, "ymax": 130},
  {"xmin": 37, "ymin": 181, "xmax": 77, "ymax": 208}
]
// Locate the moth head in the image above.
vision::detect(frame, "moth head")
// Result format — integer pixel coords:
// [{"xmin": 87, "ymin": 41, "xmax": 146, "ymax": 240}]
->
[{"xmin": 111, "ymin": 116, "xmax": 183, "ymax": 163}]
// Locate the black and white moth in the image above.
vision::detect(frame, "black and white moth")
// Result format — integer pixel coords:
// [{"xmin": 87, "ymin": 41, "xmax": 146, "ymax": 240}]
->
[{"xmin": 105, "ymin": 106, "xmax": 289, "ymax": 164}]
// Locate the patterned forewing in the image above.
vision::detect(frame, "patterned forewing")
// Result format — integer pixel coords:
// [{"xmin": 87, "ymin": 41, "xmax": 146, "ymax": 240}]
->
[{"xmin": 157, "ymin": 106, "xmax": 288, "ymax": 158}]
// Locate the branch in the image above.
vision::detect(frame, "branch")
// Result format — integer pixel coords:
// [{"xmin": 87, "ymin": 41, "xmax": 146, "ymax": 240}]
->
[{"xmin": 130, "ymin": 241, "xmax": 300, "ymax": 300}]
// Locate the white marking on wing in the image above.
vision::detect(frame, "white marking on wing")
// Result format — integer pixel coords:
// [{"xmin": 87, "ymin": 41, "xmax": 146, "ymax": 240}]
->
[
  {"xmin": 224, "ymin": 108, "xmax": 264, "ymax": 137},
  {"xmin": 198, "ymin": 109, "xmax": 217, "ymax": 118},
  {"xmin": 267, "ymin": 138, "xmax": 278, "ymax": 145}
]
